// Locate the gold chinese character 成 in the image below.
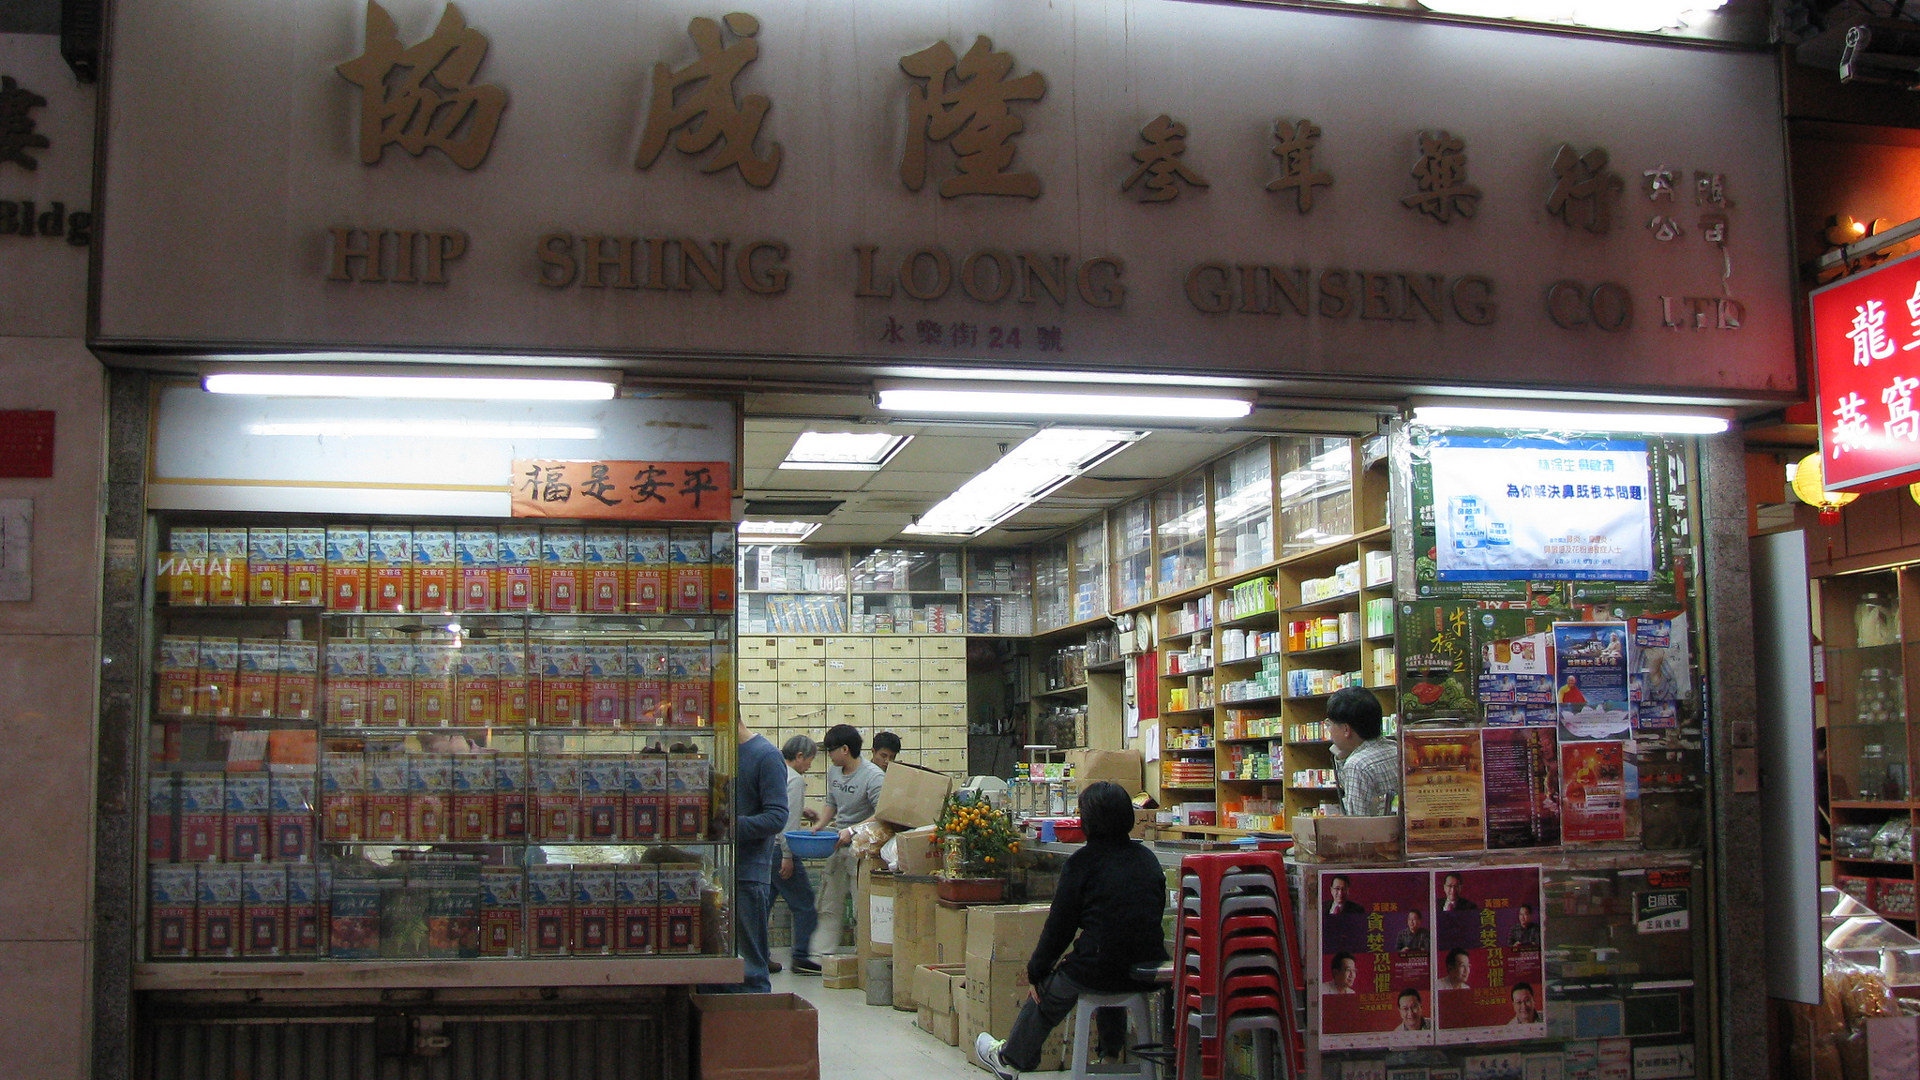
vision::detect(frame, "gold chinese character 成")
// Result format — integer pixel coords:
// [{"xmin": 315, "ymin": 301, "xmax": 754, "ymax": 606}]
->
[
  {"xmin": 335, "ymin": 1, "xmax": 508, "ymax": 170},
  {"xmin": 1122, "ymin": 114, "xmax": 1207, "ymax": 203},
  {"xmin": 1267, "ymin": 119, "xmax": 1332, "ymax": 213},
  {"xmin": 636, "ymin": 13, "xmax": 783, "ymax": 189},
  {"xmin": 1402, "ymin": 130, "xmax": 1481, "ymax": 224},
  {"xmin": 899, "ymin": 36, "xmax": 1046, "ymax": 199}
]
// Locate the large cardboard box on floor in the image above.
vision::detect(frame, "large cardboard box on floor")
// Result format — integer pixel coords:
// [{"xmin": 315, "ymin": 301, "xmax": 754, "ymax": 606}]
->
[
  {"xmin": 874, "ymin": 762, "xmax": 953, "ymax": 829},
  {"xmin": 935, "ymin": 899, "xmax": 970, "ymax": 966},
  {"xmin": 854, "ymin": 862, "xmax": 895, "ymax": 990},
  {"xmin": 913, "ymin": 963, "xmax": 966, "ymax": 1046},
  {"xmin": 1064, "ymin": 748, "xmax": 1145, "ymax": 797},
  {"xmin": 891, "ymin": 875, "xmax": 940, "ymax": 1009},
  {"xmin": 962, "ymin": 904, "xmax": 1073, "ymax": 1072},
  {"xmin": 692, "ymin": 993, "xmax": 819, "ymax": 1080}
]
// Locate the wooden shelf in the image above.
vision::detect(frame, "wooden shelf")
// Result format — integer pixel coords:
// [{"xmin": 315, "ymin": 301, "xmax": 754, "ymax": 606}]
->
[
  {"xmin": 1286, "ymin": 591, "xmax": 1361, "ymax": 614},
  {"xmin": 1833, "ymin": 857, "xmax": 1918, "ymax": 868},
  {"xmin": 133, "ymin": 956, "xmax": 744, "ymax": 992},
  {"xmin": 1162, "ymin": 706, "xmax": 1216, "ymax": 717},
  {"xmin": 1217, "ymin": 652, "xmax": 1283, "ymax": 667},
  {"xmin": 1035, "ymin": 683, "xmax": 1089, "ymax": 696},
  {"xmin": 1288, "ymin": 640, "xmax": 1362, "ymax": 659},
  {"xmin": 1086, "ymin": 658, "xmax": 1130, "ymax": 673},
  {"xmin": 1217, "ymin": 608, "xmax": 1279, "ymax": 630},
  {"xmin": 1162, "ymin": 665, "xmax": 1214, "ymax": 679},
  {"xmin": 1832, "ymin": 801, "xmax": 1920, "ymax": 810}
]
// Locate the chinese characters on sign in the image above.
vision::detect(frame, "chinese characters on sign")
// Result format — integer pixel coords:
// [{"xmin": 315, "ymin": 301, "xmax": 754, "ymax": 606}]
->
[
  {"xmin": 1122, "ymin": 115, "xmax": 1208, "ymax": 202},
  {"xmin": 1546, "ymin": 144, "xmax": 1621, "ymax": 235},
  {"xmin": 336, "ymin": 1, "xmax": 508, "ymax": 169},
  {"xmin": 1810, "ymin": 252, "xmax": 1920, "ymax": 489},
  {"xmin": 899, "ymin": 37, "xmax": 1046, "ymax": 198},
  {"xmin": 1267, "ymin": 119, "xmax": 1332, "ymax": 213},
  {"xmin": 510, "ymin": 460, "xmax": 733, "ymax": 521},
  {"xmin": 636, "ymin": 14, "xmax": 783, "ymax": 188},
  {"xmin": 1402, "ymin": 131, "xmax": 1480, "ymax": 224},
  {"xmin": 0, "ymin": 76, "xmax": 49, "ymax": 171}
]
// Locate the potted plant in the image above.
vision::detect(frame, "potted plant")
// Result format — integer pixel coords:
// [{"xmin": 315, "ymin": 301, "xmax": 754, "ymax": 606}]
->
[{"xmin": 931, "ymin": 791, "xmax": 1019, "ymax": 904}]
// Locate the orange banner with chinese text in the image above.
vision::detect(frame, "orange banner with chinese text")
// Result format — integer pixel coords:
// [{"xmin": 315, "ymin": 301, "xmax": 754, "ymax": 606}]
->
[{"xmin": 510, "ymin": 460, "xmax": 732, "ymax": 521}]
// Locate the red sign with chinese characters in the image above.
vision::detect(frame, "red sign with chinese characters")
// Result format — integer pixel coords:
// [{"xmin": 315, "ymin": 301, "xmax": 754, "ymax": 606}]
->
[
  {"xmin": 510, "ymin": 460, "xmax": 732, "ymax": 521},
  {"xmin": 0, "ymin": 411, "xmax": 55, "ymax": 478},
  {"xmin": 1812, "ymin": 251, "xmax": 1920, "ymax": 491}
]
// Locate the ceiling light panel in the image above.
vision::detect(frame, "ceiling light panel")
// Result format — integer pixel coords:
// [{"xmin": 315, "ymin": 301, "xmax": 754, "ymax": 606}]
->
[
  {"xmin": 904, "ymin": 428, "xmax": 1145, "ymax": 537},
  {"xmin": 737, "ymin": 520, "xmax": 822, "ymax": 544},
  {"xmin": 876, "ymin": 384, "xmax": 1254, "ymax": 420},
  {"xmin": 780, "ymin": 431, "xmax": 912, "ymax": 471},
  {"xmin": 1411, "ymin": 405, "xmax": 1730, "ymax": 435}
]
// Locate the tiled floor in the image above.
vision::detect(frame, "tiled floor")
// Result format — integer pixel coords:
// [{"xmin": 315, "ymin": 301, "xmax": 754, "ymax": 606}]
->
[{"xmin": 768, "ymin": 963, "xmax": 1017, "ymax": 1079}]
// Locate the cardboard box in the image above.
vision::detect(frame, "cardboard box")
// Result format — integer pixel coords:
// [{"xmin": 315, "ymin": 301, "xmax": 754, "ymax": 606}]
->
[
  {"xmin": 497, "ymin": 524, "xmax": 539, "ymax": 611},
  {"xmin": 856, "ymin": 864, "xmax": 896, "ymax": 989},
  {"xmin": 627, "ymin": 528, "xmax": 669, "ymax": 615},
  {"xmin": 368, "ymin": 528, "xmax": 412, "ymax": 613},
  {"xmin": 149, "ymin": 865, "xmax": 197, "ymax": 957},
  {"xmin": 893, "ymin": 825, "xmax": 940, "ymax": 875},
  {"xmin": 276, "ymin": 640, "xmax": 318, "ymax": 720},
  {"xmin": 935, "ymin": 899, "xmax": 970, "ymax": 966},
  {"xmin": 163, "ymin": 527, "xmax": 208, "ymax": 606},
  {"xmin": 540, "ymin": 527, "xmax": 585, "ymax": 613},
  {"xmin": 412, "ymin": 528, "xmax": 456, "ymax": 613},
  {"xmin": 206, "ymin": 527, "xmax": 250, "ymax": 606},
  {"xmin": 615, "ymin": 867, "xmax": 658, "ymax": 955},
  {"xmin": 479, "ymin": 866, "xmax": 523, "ymax": 957},
  {"xmin": 585, "ymin": 527, "xmax": 627, "ymax": 613},
  {"xmin": 692, "ymin": 994, "xmax": 819, "ymax": 1080},
  {"xmin": 963, "ymin": 904, "xmax": 1074, "ymax": 1072},
  {"xmin": 657, "ymin": 864, "xmax": 703, "ymax": 955},
  {"xmin": 1289, "ymin": 814, "xmax": 1403, "ymax": 863},
  {"xmin": 822, "ymin": 952, "xmax": 860, "ymax": 989},
  {"xmin": 1066, "ymin": 748, "xmax": 1144, "ymax": 796},
  {"xmin": 913, "ymin": 964, "xmax": 967, "ymax": 1045},
  {"xmin": 527, "ymin": 866, "xmax": 572, "ymax": 956},
  {"xmin": 285, "ymin": 527, "xmax": 325, "ymax": 606},
  {"xmin": 892, "ymin": 875, "xmax": 939, "ymax": 1008},
  {"xmin": 246, "ymin": 528, "xmax": 287, "ymax": 605},
  {"xmin": 455, "ymin": 528, "xmax": 498, "ymax": 613},
  {"xmin": 874, "ymin": 762, "xmax": 954, "ymax": 829}
]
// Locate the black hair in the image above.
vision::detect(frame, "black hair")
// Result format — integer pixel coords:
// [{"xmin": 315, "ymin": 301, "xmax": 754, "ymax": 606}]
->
[
  {"xmin": 1511, "ymin": 982, "xmax": 1534, "ymax": 997},
  {"xmin": 1329, "ymin": 874, "xmax": 1350, "ymax": 888},
  {"xmin": 1446, "ymin": 948, "xmax": 1470, "ymax": 969},
  {"xmin": 873, "ymin": 731, "xmax": 902, "ymax": 755},
  {"xmin": 1330, "ymin": 951, "xmax": 1356, "ymax": 972},
  {"xmin": 1327, "ymin": 686, "xmax": 1384, "ymax": 740},
  {"xmin": 1406, "ymin": 908, "xmax": 1423, "ymax": 922},
  {"xmin": 1078, "ymin": 780, "xmax": 1135, "ymax": 841},
  {"xmin": 1397, "ymin": 987, "xmax": 1422, "ymax": 1004},
  {"xmin": 1518, "ymin": 902, "xmax": 1533, "ymax": 914},
  {"xmin": 822, "ymin": 724, "xmax": 863, "ymax": 756}
]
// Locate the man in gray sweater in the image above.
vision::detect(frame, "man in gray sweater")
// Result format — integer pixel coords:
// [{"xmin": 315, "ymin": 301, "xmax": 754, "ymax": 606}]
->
[
  {"xmin": 730, "ymin": 716, "xmax": 790, "ymax": 992},
  {"xmin": 807, "ymin": 724, "xmax": 885, "ymax": 959}
]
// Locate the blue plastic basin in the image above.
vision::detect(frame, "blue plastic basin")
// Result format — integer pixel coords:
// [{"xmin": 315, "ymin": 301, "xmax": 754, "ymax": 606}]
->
[{"xmin": 784, "ymin": 830, "xmax": 840, "ymax": 859}]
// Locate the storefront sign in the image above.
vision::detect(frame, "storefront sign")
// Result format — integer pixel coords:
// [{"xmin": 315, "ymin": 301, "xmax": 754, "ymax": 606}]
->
[
  {"xmin": 510, "ymin": 459, "xmax": 732, "ymax": 521},
  {"xmin": 1431, "ymin": 437, "xmax": 1654, "ymax": 583},
  {"xmin": 0, "ymin": 35, "xmax": 95, "ymax": 338},
  {"xmin": 1431, "ymin": 866, "xmax": 1545, "ymax": 1045},
  {"xmin": 1810, "ymin": 250, "xmax": 1920, "ymax": 490},
  {"xmin": 97, "ymin": 0, "xmax": 1795, "ymax": 399}
]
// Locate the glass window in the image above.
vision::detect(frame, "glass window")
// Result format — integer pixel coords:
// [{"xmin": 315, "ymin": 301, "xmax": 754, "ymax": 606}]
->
[
  {"xmin": 965, "ymin": 548, "xmax": 1034, "ymax": 635},
  {"xmin": 1277, "ymin": 437, "xmax": 1354, "ymax": 556},
  {"xmin": 1213, "ymin": 440, "xmax": 1274, "ymax": 578},
  {"xmin": 1069, "ymin": 518, "xmax": 1108, "ymax": 624},
  {"xmin": 1033, "ymin": 542, "xmax": 1071, "ymax": 633},
  {"xmin": 1154, "ymin": 471, "xmax": 1208, "ymax": 594},
  {"xmin": 1112, "ymin": 497, "xmax": 1154, "ymax": 609},
  {"xmin": 849, "ymin": 547, "xmax": 964, "ymax": 634}
]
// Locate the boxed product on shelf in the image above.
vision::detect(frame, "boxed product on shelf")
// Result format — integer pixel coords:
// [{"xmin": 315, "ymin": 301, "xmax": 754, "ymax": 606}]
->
[
  {"xmin": 669, "ymin": 643, "xmax": 713, "ymax": 726},
  {"xmin": 325, "ymin": 525, "xmax": 370, "ymax": 612},
  {"xmin": 479, "ymin": 866, "xmax": 523, "ymax": 957},
  {"xmin": 222, "ymin": 773, "xmax": 269, "ymax": 862},
  {"xmin": 286, "ymin": 864, "xmax": 321, "ymax": 956},
  {"xmin": 412, "ymin": 527, "xmax": 456, "ymax": 613},
  {"xmin": 656, "ymin": 864, "xmax": 702, "ymax": 954},
  {"xmin": 368, "ymin": 640, "xmax": 413, "ymax": 726},
  {"xmin": 541, "ymin": 527, "xmax": 585, "ymax": 613},
  {"xmin": 1875, "ymin": 877, "xmax": 1917, "ymax": 919},
  {"xmin": 148, "ymin": 774, "xmax": 178, "ymax": 862},
  {"xmin": 497, "ymin": 523, "xmax": 539, "ymax": 611},
  {"xmin": 206, "ymin": 526, "xmax": 249, "ymax": 606},
  {"xmin": 149, "ymin": 865, "xmax": 197, "ymax": 957},
  {"xmin": 455, "ymin": 527, "xmax": 497, "ymax": 612},
  {"xmin": 670, "ymin": 528, "xmax": 712, "ymax": 613},
  {"xmin": 584, "ymin": 643, "xmax": 627, "ymax": 726},
  {"xmin": 195, "ymin": 636, "xmax": 239, "ymax": 718},
  {"xmin": 364, "ymin": 752, "xmax": 409, "ymax": 842},
  {"xmin": 455, "ymin": 639, "xmax": 498, "ymax": 727},
  {"xmin": 449, "ymin": 752, "xmax": 496, "ymax": 841},
  {"xmin": 269, "ymin": 771, "xmax": 313, "ymax": 861},
  {"xmin": 163, "ymin": 526, "xmax": 209, "ymax": 606},
  {"xmin": 538, "ymin": 639, "xmax": 585, "ymax": 726},
  {"xmin": 497, "ymin": 639, "xmax": 531, "ymax": 725},
  {"xmin": 277, "ymin": 640, "xmax": 318, "ymax": 720},
  {"xmin": 157, "ymin": 635, "xmax": 198, "ymax": 715},
  {"xmin": 407, "ymin": 753, "xmax": 451, "ymax": 841},
  {"xmin": 1365, "ymin": 597, "xmax": 1394, "ymax": 638},
  {"xmin": 327, "ymin": 868, "xmax": 386, "ymax": 959},
  {"xmin": 628, "ymin": 641, "xmax": 668, "ymax": 724},
  {"xmin": 535, "ymin": 754, "xmax": 583, "ymax": 841},
  {"xmin": 494, "ymin": 752, "xmax": 529, "ymax": 839},
  {"xmin": 584, "ymin": 526, "xmax": 627, "ymax": 613},
  {"xmin": 286, "ymin": 527, "xmax": 326, "ymax": 606},
  {"xmin": 710, "ymin": 528, "xmax": 737, "ymax": 613},
  {"xmin": 626, "ymin": 755, "xmax": 667, "ymax": 841},
  {"xmin": 321, "ymin": 752, "xmax": 365, "ymax": 841},
  {"xmin": 1363, "ymin": 550, "xmax": 1394, "ymax": 588},
  {"xmin": 178, "ymin": 771, "xmax": 225, "ymax": 862},
  {"xmin": 196, "ymin": 863, "xmax": 242, "ymax": 958},
  {"xmin": 627, "ymin": 527, "xmax": 670, "ymax": 614},
  {"xmin": 369, "ymin": 527, "xmax": 412, "ymax": 613},
  {"xmin": 580, "ymin": 754, "xmax": 625, "ymax": 841},
  {"xmin": 417, "ymin": 858, "xmax": 481, "ymax": 959},
  {"xmin": 667, "ymin": 754, "xmax": 712, "ymax": 839},
  {"xmin": 412, "ymin": 643, "xmax": 455, "ymax": 726},
  {"xmin": 572, "ymin": 867, "xmax": 616, "ymax": 955},
  {"xmin": 247, "ymin": 528, "xmax": 287, "ymax": 605},
  {"xmin": 616, "ymin": 866, "xmax": 658, "ymax": 954},
  {"xmin": 324, "ymin": 638, "xmax": 369, "ymax": 726},
  {"xmin": 242, "ymin": 864, "xmax": 287, "ymax": 957},
  {"xmin": 528, "ymin": 865, "xmax": 572, "ymax": 956}
]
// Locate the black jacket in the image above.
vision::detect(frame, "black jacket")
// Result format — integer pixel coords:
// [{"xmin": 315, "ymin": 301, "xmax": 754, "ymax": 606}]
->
[{"xmin": 1027, "ymin": 837, "xmax": 1169, "ymax": 992}]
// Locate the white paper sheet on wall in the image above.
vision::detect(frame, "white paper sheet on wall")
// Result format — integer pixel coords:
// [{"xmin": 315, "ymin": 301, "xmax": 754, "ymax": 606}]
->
[{"xmin": 1142, "ymin": 723, "xmax": 1160, "ymax": 763}]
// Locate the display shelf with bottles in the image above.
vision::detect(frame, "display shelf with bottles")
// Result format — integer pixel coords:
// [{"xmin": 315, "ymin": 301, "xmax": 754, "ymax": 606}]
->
[{"xmin": 143, "ymin": 516, "xmax": 739, "ymax": 981}]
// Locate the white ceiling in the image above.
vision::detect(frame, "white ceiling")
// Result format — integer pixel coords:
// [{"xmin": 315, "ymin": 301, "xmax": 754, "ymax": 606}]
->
[{"xmin": 739, "ymin": 391, "xmax": 1379, "ymax": 547}]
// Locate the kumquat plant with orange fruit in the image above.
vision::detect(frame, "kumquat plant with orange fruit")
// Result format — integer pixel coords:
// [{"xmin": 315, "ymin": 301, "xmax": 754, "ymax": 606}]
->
[{"xmin": 931, "ymin": 791, "xmax": 1021, "ymax": 877}]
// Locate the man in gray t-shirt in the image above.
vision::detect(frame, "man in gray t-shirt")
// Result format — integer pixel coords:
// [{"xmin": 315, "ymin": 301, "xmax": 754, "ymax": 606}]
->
[{"xmin": 808, "ymin": 724, "xmax": 886, "ymax": 957}]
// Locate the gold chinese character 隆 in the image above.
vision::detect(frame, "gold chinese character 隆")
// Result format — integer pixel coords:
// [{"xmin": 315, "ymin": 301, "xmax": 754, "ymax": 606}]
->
[
  {"xmin": 336, "ymin": 1, "xmax": 508, "ymax": 170},
  {"xmin": 899, "ymin": 36, "xmax": 1046, "ymax": 198},
  {"xmin": 636, "ymin": 13, "xmax": 782, "ymax": 188}
]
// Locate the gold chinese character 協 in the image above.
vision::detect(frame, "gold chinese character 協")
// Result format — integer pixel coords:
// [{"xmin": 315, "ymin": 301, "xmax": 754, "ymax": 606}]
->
[
  {"xmin": 1267, "ymin": 119, "xmax": 1332, "ymax": 214},
  {"xmin": 636, "ymin": 13, "xmax": 783, "ymax": 189},
  {"xmin": 336, "ymin": 1, "xmax": 508, "ymax": 170},
  {"xmin": 899, "ymin": 36, "xmax": 1046, "ymax": 199},
  {"xmin": 1547, "ymin": 143, "xmax": 1623, "ymax": 235},
  {"xmin": 0, "ymin": 76, "xmax": 49, "ymax": 171},
  {"xmin": 1122, "ymin": 115, "xmax": 1207, "ymax": 203},
  {"xmin": 1403, "ymin": 131, "xmax": 1481, "ymax": 224}
]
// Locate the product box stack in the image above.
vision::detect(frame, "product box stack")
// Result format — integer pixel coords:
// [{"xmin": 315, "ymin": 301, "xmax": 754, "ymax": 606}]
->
[{"xmin": 961, "ymin": 905, "xmax": 1074, "ymax": 1072}]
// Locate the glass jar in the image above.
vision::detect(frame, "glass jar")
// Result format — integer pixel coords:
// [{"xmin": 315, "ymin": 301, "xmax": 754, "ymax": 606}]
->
[
  {"xmin": 1856, "ymin": 592, "xmax": 1899, "ymax": 648},
  {"xmin": 1860, "ymin": 744, "xmax": 1889, "ymax": 801},
  {"xmin": 1857, "ymin": 668, "xmax": 1905, "ymax": 726}
]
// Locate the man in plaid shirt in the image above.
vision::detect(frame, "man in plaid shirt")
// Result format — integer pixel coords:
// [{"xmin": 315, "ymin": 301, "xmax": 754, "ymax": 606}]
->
[{"xmin": 1327, "ymin": 686, "xmax": 1399, "ymax": 817}]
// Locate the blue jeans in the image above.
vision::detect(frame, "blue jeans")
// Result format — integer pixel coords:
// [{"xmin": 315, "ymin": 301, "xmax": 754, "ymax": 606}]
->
[
  {"xmin": 734, "ymin": 880, "xmax": 772, "ymax": 993},
  {"xmin": 771, "ymin": 858, "xmax": 818, "ymax": 965}
]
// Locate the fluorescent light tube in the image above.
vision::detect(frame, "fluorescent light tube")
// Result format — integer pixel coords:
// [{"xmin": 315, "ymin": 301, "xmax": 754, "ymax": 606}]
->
[
  {"xmin": 738, "ymin": 520, "xmax": 822, "ymax": 543},
  {"xmin": 204, "ymin": 373, "xmax": 617, "ymax": 401},
  {"xmin": 247, "ymin": 421, "xmax": 600, "ymax": 440},
  {"xmin": 877, "ymin": 386, "xmax": 1252, "ymax": 420},
  {"xmin": 1412, "ymin": 405, "xmax": 1730, "ymax": 435},
  {"xmin": 905, "ymin": 428, "xmax": 1144, "ymax": 537}
]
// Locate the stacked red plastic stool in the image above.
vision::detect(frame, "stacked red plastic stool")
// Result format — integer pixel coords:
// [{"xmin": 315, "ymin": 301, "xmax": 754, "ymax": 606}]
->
[{"xmin": 1174, "ymin": 850, "xmax": 1306, "ymax": 1080}]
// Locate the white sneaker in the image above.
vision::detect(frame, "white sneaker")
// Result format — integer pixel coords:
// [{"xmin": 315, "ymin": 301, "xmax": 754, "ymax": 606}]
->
[{"xmin": 974, "ymin": 1032, "xmax": 1019, "ymax": 1080}]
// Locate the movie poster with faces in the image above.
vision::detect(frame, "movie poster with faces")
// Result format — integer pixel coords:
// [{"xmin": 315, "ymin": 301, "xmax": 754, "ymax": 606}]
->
[
  {"xmin": 1431, "ymin": 866, "xmax": 1546, "ymax": 1045},
  {"xmin": 1318, "ymin": 869, "xmax": 1435, "ymax": 1049}
]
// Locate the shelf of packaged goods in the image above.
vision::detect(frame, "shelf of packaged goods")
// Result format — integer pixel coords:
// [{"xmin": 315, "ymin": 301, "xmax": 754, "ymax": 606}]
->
[
  {"xmin": 1832, "ymin": 857, "xmax": 1918, "ymax": 868},
  {"xmin": 1832, "ymin": 800, "xmax": 1920, "ymax": 810},
  {"xmin": 1287, "ymin": 739, "xmax": 1333, "ymax": 747},
  {"xmin": 739, "ymin": 589, "xmax": 846, "ymax": 596},
  {"xmin": 850, "ymin": 590, "xmax": 963, "ymax": 596},
  {"xmin": 1159, "ymin": 784, "xmax": 1218, "ymax": 792},
  {"xmin": 157, "ymin": 715, "xmax": 319, "ymax": 726},
  {"xmin": 1216, "ymin": 652, "xmax": 1283, "ymax": 668},
  {"xmin": 321, "ymin": 612, "xmax": 730, "ymax": 624},
  {"xmin": 1161, "ymin": 706, "xmax": 1216, "ymax": 718},
  {"xmin": 318, "ymin": 839, "xmax": 733, "ymax": 848},
  {"xmin": 319, "ymin": 726, "xmax": 720, "ymax": 736},
  {"xmin": 1165, "ymin": 746, "xmax": 1216, "ymax": 756},
  {"xmin": 1288, "ymin": 641, "xmax": 1362, "ymax": 660},
  {"xmin": 1285, "ymin": 592, "xmax": 1360, "ymax": 614},
  {"xmin": 1291, "ymin": 785, "xmax": 1339, "ymax": 792},
  {"xmin": 1110, "ymin": 530, "xmax": 1391, "ymax": 623},
  {"xmin": 1216, "ymin": 609, "xmax": 1279, "ymax": 631},
  {"xmin": 157, "ymin": 604, "xmax": 328, "ymax": 615},
  {"xmin": 1158, "ymin": 627, "xmax": 1212, "ymax": 644},
  {"xmin": 1366, "ymin": 632, "xmax": 1395, "ymax": 643},
  {"xmin": 1218, "ymin": 692, "xmax": 1288, "ymax": 708},
  {"xmin": 1162, "ymin": 665, "xmax": 1213, "ymax": 679},
  {"xmin": 1145, "ymin": 824, "xmax": 1250, "ymax": 838},
  {"xmin": 133, "ymin": 955, "xmax": 745, "ymax": 992},
  {"xmin": 1035, "ymin": 684, "xmax": 1089, "ymax": 697},
  {"xmin": 1219, "ymin": 735, "xmax": 1282, "ymax": 744},
  {"xmin": 1221, "ymin": 775, "xmax": 1280, "ymax": 784}
]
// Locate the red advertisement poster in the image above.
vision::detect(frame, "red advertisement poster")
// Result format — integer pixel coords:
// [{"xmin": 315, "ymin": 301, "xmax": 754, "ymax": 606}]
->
[
  {"xmin": 1482, "ymin": 727, "xmax": 1561, "ymax": 850},
  {"xmin": 1432, "ymin": 866, "xmax": 1546, "ymax": 1044},
  {"xmin": 1318, "ymin": 869, "xmax": 1435, "ymax": 1049},
  {"xmin": 1562, "ymin": 740, "xmax": 1629, "ymax": 844}
]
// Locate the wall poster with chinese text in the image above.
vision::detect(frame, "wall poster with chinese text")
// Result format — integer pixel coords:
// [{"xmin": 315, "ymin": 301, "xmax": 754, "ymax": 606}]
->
[
  {"xmin": 1561, "ymin": 740, "xmax": 1629, "ymax": 844},
  {"xmin": 1630, "ymin": 614, "xmax": 1690, "ymax": 731},
  {"xmin": 1554, "ymin": 621, "xmax": 1631, "ymax": 739},
  {"xmin": 510, "ymin": 460, "xmax": 732, "ymax": 521},
  {"xmin": 1482, "ymin": 726, "xmax": 1561, "ymax": 850},
  {"xmin": 1401, "ymin": 729, "xmax": 1487, "ymax": 855},
  {"xmin": 1318, "ymin": 869, "xmax": 1435, "ymax": 1049},
  {"xmin": 1429, "ymin": 437, "xmax": 1654, "ymax": 583},
  {"xmin": 1431, "ymin": 866, "xmax": 1546, "ymax": 1044}
]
